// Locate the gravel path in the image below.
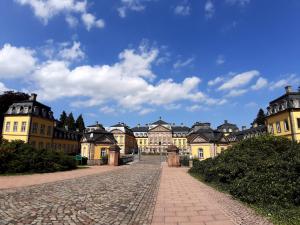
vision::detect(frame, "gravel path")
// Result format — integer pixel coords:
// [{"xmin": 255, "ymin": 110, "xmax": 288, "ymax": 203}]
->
[{"xmin": 0, "ymin": 156, "xmax": 162, "ymax": 225}]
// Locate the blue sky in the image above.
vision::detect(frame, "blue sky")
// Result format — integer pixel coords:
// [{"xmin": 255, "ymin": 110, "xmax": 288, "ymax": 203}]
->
[{"xmin": 0, "ymin": 0, "xmax": 300, "ymax": 129}]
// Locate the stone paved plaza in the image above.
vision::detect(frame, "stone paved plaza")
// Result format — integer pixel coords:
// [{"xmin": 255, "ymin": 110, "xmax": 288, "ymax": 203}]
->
[{"xmin": 0, "ymin": 156, "xmax": 272, "ymax": 225}]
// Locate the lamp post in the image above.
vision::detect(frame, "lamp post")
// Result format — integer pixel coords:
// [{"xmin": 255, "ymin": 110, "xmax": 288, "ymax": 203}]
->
[{"xmin": 159, "ymin": 141, "xmax": 162, "ymax": 162}]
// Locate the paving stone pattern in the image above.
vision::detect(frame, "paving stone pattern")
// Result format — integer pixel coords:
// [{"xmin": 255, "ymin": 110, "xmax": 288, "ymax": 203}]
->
[{"xmin": 0, "ymin": 156, "xmax": 162, "ymax": 225}]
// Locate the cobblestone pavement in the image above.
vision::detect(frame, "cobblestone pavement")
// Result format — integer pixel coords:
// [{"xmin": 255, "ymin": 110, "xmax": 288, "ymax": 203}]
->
[
  {"xmin": 152, "ymin": 163, "xmax": 273, "ymax": 225},
  {"xmin": 0, "ymin": 156, "xmax": 162, "ymax": 225}
]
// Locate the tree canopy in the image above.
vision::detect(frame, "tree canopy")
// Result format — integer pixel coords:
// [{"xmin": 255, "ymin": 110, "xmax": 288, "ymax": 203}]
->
[{"xmin": 252, "ymin": 108, "xmax": 266, "ymax": 126}]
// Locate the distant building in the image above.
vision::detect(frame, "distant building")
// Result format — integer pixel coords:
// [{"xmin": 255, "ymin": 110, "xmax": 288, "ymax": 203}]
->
[
  {"xmin": 187, "ymin": 122, "xmax": 229, "ymax": 159},
  {"xmin": 227, "ymin": 125, "xmax": 267, "ymax": 143},
  {"xmin": 106, "ymin": 122, "xmax": 137, "ymax": 154},
  {"xmin": 132, "ymin": 118, "xmax": 190, "ymax": 153},
  {"xmin": 217, "ymin": 120, "xmax": 239, "ymax": 136},
  {"xmin": 81, "ymin": 123, "xmax": 116, "ymax": 164},
  {"xmin": 265, "ymin": 86, "xmax": 300, "ymax": 142},
  {"xmin": 2, "ymin": 94, "xmax": 81, "ymax": 153}
]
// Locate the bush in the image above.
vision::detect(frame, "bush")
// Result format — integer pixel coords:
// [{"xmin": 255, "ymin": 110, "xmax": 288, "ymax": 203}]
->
[
  {"xmin": 0, "ymin": 140, "xmax": 77, "ymax": 174},
  {"xmin": 180, "ymin": 155, "xmax": 190, "ymax": 167},
  {"xmin": 189, "ymin": 135, "xmax": 300, "ymax": 208}
]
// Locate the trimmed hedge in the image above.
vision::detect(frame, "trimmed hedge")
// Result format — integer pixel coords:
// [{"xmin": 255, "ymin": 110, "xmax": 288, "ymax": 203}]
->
[
  {"xmin": 189, "ymin": 135, "xmax": 300, "ymax": 208},
  {"xmin": 0, "ymin": 140, "xmax": 77, "ymax": 174}
]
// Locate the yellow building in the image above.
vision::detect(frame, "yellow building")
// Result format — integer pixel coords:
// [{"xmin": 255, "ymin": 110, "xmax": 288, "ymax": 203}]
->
[
  {"xmin": 187, "ymin": 122, "xmax": 229, "ymax": 160},
  {"xmin": 106, "ymin": 123, "xmax": 137, "ymax": 155},
  {"xmin": 81, "ymin": 123, "xmax": 117, "ymax": 165},
  {"xmin": 2, "ymin": 93, "xmax": 81, "ymax": 153},
  {"xmin": 265, "ymin": 86, "xmax": 300, "ymax": 142}
]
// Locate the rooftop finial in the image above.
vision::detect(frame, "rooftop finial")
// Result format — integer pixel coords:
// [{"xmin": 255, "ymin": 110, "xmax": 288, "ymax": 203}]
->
[
  {"xmin": 285, "ymin": 85, "xmax": 292, "ymax": 94},
  {"xmin": 159, "ymin": 116, "xmax": 162, "ymax": 120},
  {"xmin": 29, "ymin": 93, "xmax": 37, "ymax": 101}
]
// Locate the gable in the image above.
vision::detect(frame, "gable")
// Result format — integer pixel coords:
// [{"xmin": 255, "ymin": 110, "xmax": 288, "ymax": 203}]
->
[
  {"xmin": 110, "ymin": 129, "xmax": 124, "ymax": 134},
  {"xmin": 149, "ymin": 125, "xmax": 171, "ymax": 132},
  {"xmin": 190, "ymin": 135, "xmax": 209, "ymax": 143}
]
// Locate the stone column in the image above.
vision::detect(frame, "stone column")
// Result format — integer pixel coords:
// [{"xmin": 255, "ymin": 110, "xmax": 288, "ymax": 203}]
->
[{"xmin": 109, "ymin": 144, "xmax": 120, "ymax": 166}]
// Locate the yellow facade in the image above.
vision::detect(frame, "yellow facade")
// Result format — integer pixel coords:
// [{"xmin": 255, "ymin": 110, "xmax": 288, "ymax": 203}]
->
[
  {"xmin": 2, "ymin": 115, "xmax": 31, "ymax": 142},
  {"xmin": 136, "ymin": 137, "xmax": 148, "ymax": 151},
  {"xmin": 173, "ymin": 137, "xmax": 188, "ymax": 150},
  {"xmin": 266, "ymin": 109, "xmax": 300, "ymax": 142},
  {"xmin": 190, "ymin": 144, "xmax": 214, "ymax": 160},
  {"xmin": 93, "ymin": 145, "xmax": 110, "ymax": 159}
]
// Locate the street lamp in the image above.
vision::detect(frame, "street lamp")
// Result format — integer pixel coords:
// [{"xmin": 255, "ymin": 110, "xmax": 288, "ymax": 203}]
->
[{"xmin": 159, "ymin": 141, "xmax": 162, "ymax": 162}]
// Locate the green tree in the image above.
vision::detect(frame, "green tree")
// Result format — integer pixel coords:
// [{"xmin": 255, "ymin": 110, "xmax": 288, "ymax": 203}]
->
[
  {"xmin": 66, "ymin": 112, "xmax": 76, "ymax": 131},
  {"xmin": 59, "ymin": 111, "xmax": 67, "ymax": 128},
  {"xmin": 253, "ymin": 108, "xmax": 266, "ymax": 126},
  {"xmin": 0, "ymin": 91, "xmax": 29, "ymax": 133},
  {"xmin": 75, "ymin": 114, "xmax": 85, "ymax": 132}
]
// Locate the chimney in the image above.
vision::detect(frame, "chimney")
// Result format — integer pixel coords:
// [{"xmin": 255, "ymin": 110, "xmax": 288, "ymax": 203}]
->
[
  {"xmin": 285, "ymin": 85, "xmax": 292, "ymax": 94},
  {"xmin": 224, "ymin": 120, "xmax": 228, "ymax": 124},
  {"xmin": 181, "ymin": 123, "xmax": 184, "ymax": 127},
  {"xmin": 137, "ymin": 123, "xmax": 140, "ymax": 128},
  {"xmin": 242, "ymin": 126, "xmax": 246, "ymax": 131},
  {"xmin": 29, "ymin": 93, "xmax": 37, "ymax": 101},
  {"xmin": 96, "ymin": 121, "xmax": 98, "ymax": 125}
]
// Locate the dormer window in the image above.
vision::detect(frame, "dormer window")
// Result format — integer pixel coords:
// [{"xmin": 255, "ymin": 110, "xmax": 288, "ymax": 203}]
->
[{"xmin": 24, "ymin": 107, "xmax": 28, "ymax": 113}]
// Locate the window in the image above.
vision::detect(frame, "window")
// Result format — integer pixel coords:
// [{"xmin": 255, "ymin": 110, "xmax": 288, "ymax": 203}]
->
[
  {"xmin": 5, "ymin": 122, "xmax": 10, "ymax": 132},
  {"xmin": 198, "ymin": 148, "xmax": 204, "ymax": 159},
  {"xmin": 101, "ymin": 148, "xmax": 107, "ymax": 157},
  {"xmin": 38, "ymin": 142, "xmax": 44, "ymax": 149},
  {"xmin": 139, "ymin": 140, "xmax": 142, "ymax": 145},
  {"xmin": 31, "ymin": 141, "xmax": 36, "ymax": 148},
  {"xmin": 21, "ymin": 122, "xmax": 26, "ymax": 132},
  {"xmin": 32, "ymin": 123, "xmax": 38, "ymax": 134},
  {"xmin": 13, "ymin": 122, "xmax": 18, "ymax": 132},
  {"xmin": 47, "ymin": 126, "xmax": 52, "ymax": 136},
  {"xmin": 284, "ymin": 119, "xmax": 289, "ymax": 131},
  {"xmin": 297, "ymin": 118, "xmax": 300, "ymax": 129},
  {"xmin": 40, "ymin": 124, "xmax": 45, "ymax": 135},
  {"xmin": 276, "ymin": 122, "xmax": 281, "ymax": 133},
  {"xmin": 269, "ymin": 124, "xmax": 274, "ymax": 134}
]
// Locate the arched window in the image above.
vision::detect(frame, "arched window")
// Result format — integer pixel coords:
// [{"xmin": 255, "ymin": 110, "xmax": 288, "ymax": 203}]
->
[{"xmin": 198, "ymin": 148, "xmax": 204, "ymax": 159}]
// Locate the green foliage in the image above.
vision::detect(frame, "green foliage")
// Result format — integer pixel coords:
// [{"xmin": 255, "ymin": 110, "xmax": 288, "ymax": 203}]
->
[
  {"xmin": 75, "ymin": 114, "xmax": 85, "ymax": 132},
  {"xmin": 252, "ymin": 108, "xmax": 266, "ymax": 126},
  {"xmin": 180, "ymin": 155, "xmax": 190, "ymax": 167},
  {"xmin": 66, "ymin": 112, "xmax": 76, "ymax": 131},
  {"xmin": 189, "ymin": 135, "xmax": 300, "ymax": 209},
  {"xmin": 0, "ymin": 140, "xmax": 77, "ymax": 174}
]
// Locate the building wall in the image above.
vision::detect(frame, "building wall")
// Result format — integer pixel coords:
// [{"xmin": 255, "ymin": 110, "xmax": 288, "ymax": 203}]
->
[
  {"xmin": 266, "ymin": 111, "xmax": 293, "ymax": 139},
  {"xmin": 52, "ymin": 139, "xmax": 80, "ymax": 154},
  {"xmin": 136, "ymin": 137, "xmax": 148, "ymax": 152},
  {"xmin": 2, "ymin": 115, "xmax": 31, "ymax": 142},
  {"xmin": 190, "ymin": 143, "xmax": 214, "ymax": 160},
  {"xmin": 81, "ymin": 143, "xmax": 92, "ymax": 158},
  {"xmin": 173, "ymin": 137, "xmax": 188, "ymax": 151},
  {"xmin": 216, "ymin": 144, "xmax": 229, "ymax": 155},
  {"xmin": 93, "ymin": 145, "xmax": 110, "ymax": 159},
  {"xmin": 291, "ymin": 110, "xmax": 300, "ymax": 141}
]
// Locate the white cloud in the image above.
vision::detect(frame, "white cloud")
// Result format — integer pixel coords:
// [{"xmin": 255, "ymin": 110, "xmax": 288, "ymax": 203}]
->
[
  {"xmin": 164, "ymin": 104, "xmax": 181, "ymax": 110},
  {"xmin": 58, "ymin": 41, "xmax": 85, "ymax": 61},
  {"xmin": 65, "ymin": 15, "xmax": 78, "ymax": 28},
  {"xmin": 204, "ymin": 0, "xmax": 215, "ymax": 18},
  {"xmin": 225, "ymin": 0, "xmax": 251, "ymax": 6},
  {"xmin": 225, "ymin": 89, "xmax": 247, "ymax": 97},
  {"xmin": 216, "ymin": 55, "xmax": 225, "ymax": 65},
  {"xmin": 100, "ymin": 106, "xmax": 116, "ymax": 114},
  {"xmin": 138, "ymin": 108, "xmax": 155, "ymax": 115},
  {"xmin": 208, "ymin": 76, "xmax": 224, "ymax": 86},
  {"xmin": 0, "ymin": 43, "xmax": 36, "ymax": 78},
  {"xmin": 251, "ymin": 77, "xmax": 268, "ymax": 90},
  {"xmin": 0, "ymin": 82, "xmax": 9, "ymax": 93},
  {"xmin": 117, "ymin": 0, "xmax": 150, "ymax": 18},
  {"xmin": 174, "ymin": 2, "xmax": 191, "ymax": 16},
  {"xmin": 186, "ymin": 104, "xmax": 201, "ymax": 112},
  {"xmin": 269, "ymin": 74, "xmax": 300, "ymax": 90},
  {"xmin": 81, "ymin": 13, "xmax": 105, "ymax": 30},
  {"xmin": 245, "ymin": 102, "xmax": 258, "ymax": 108},
  {"xmin": 15, "ymin": 0, "xmax": 105, "ymax": 29},
  {"xmin": 218, "ymin": 70, "xmax": 260, "ymax": 90},
  {"xmin": 173, "ymin": 57, "xmax": 194, "ymax": 69}
]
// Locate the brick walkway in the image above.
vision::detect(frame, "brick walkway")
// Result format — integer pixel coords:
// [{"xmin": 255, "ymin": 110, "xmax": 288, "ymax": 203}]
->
[{"xmin": 151, "ymin": 163, "xmax": 273, "ymax": 225}]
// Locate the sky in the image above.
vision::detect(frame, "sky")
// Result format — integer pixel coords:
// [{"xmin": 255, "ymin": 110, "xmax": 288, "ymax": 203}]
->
[{"xmin": 0, "ymin": 0, "xmax": 300, "ymax": 129}]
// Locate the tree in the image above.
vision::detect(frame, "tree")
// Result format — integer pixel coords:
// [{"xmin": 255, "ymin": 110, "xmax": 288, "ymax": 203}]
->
[
  {"xmin": 253, "ymin": 108, "xmax": 266, "ymax": 126},
  {"xmin": 0, "ymin": 91, "xmax": 29, "ymax": 133},
  {"xmin": 75, "ymin": 114, "xmax": 85, "ymax": 132},
  {"xmin": 59, "ymin": 111, "xmax": 67, "ymax": 128},
  {"xmin": 66, "ymin": 112, "xmax": 76, "ymax": 131}
]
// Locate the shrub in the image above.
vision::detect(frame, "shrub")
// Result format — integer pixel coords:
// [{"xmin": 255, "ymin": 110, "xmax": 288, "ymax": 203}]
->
[
  {"xmin": 189, "ymin": 135, "xmax": 300, "ymax": 208},
  {"xmin": 180, "ymin": 155, "xmax": 190, "ymax": 167},
  {"xmin": 0, "ymin": 140, "xmax": 77, "ymax": 174}
]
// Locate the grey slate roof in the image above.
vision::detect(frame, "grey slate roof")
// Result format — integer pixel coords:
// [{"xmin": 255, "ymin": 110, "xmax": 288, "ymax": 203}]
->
[
  {"xmin": 152, "ymin": 119, "xmax": 169, "ymax": 125},
  {"xmin": 217, "ymin": 120, "xmax": 239, "ymax": 132},
  {"xmin": 131, "ymin": 126, "xmax": 149, "ymax": 132},
  {"xmin": 227, "ymin": 125, "xmax": 267, "ymax": 142}
]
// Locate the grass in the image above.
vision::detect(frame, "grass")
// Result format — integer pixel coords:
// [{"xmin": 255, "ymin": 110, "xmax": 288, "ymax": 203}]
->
[{"xmin": 189, "ymin": 172, "xmax": 300, "ymax": 225}]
